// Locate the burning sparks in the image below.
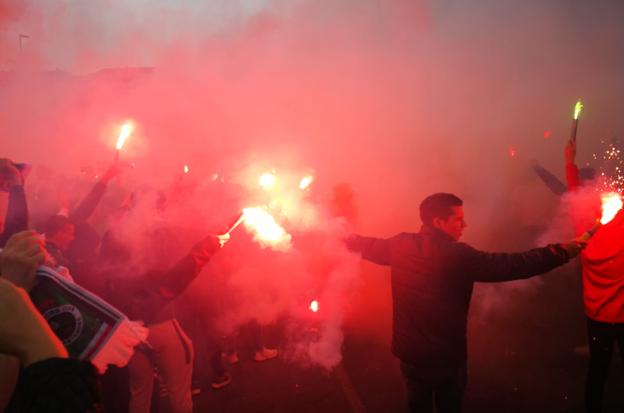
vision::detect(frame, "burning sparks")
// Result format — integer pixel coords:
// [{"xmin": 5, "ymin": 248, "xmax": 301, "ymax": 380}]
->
[
  {"xmin": 242, "ymin": 207, "xmax": 291, "ymax": 250},
  {"xmin": 573, "ymin": 99, "xmax": 583, "ymax": 120},
  {"xmin": 600, "ymin": 192, "xmax": 623, "ymax": 225},
  {"xmin": 259, "ymin": 171, "xmax": 277, "ymax": 190},
  {"xmin": 183, "ymin": 164, "xmax": 190, "ymax": 174},
  {"xmin": 299, "ymin": 175, "xmax": 314, "ymax": 190},
  {"xmin": 115, "ymin": 121, "xmax": 134, "ymax": 151},
  {"xmin": 593, "ymin": 139, "xmax": 624, "ymax": 193},
  {"xmin": 309, "ymin": 300, "xmax": 319, "ymax": 313}
]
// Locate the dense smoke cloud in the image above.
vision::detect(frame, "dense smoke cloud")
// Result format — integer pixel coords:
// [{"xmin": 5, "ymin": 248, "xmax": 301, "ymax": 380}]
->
[{"xmin": 2, "ymin": 0, "xmax": 624, "ymax": 368}]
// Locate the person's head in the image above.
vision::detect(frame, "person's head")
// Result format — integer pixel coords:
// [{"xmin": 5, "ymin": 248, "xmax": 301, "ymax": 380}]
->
[
  {"xmin": 419, "ymin": 193, "xmax": 466, "ymax": 241},
  {"xmin": 43, "ymin": 215, "xmax": 75, "ymax": 251}
]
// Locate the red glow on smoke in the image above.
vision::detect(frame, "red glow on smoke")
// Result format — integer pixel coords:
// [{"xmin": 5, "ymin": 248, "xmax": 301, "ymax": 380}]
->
[
  {"xmin": 509, "ymin": 146, "xmax": 517, "ymax": 158},
  {"xmin": 543, "ymin": 130, "xmax": 551, "ymax": 139}
]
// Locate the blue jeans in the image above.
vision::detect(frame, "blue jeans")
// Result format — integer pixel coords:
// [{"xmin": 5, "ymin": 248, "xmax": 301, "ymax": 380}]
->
[{"xmin": 400, "ymin": 362, "xmax": 466, "ymax": 413}]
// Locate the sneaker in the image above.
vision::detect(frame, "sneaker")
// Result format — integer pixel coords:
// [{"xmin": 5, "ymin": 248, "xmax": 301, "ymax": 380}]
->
[
  {"xmin": 254, "ymin": 347, "xmax": 278, "ymax": 362},
  {"xmin": 211, "ymin": 372, "xmax": 232, "ymax": 390},
  {"xmin": 222, "ymin": 352, "xmax": 239, "ymax": 365}
]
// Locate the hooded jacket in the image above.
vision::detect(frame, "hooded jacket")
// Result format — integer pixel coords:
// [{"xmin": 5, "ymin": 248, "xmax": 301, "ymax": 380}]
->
[
  {"xmin": 566, "ymin": 161, "xmax": 624, "ymax": 322},
  {"xmin": 581, "ymin": 210, "xmax": 624, "ymax": 322}
]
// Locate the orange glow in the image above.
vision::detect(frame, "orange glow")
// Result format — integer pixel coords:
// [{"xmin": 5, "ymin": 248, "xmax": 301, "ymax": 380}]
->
[
  {"xmin": 259, "ymin": 171, "xmax": 277, "ymax": 189},
  {"xmin": 115, "ymin": 121, "xmax": 134, "ymax": 150},
  {"xmin": 309, "ymin": 300, "xmax": 319, "ymax": 312},
  {"xmin": 299, "ymin": 175, "xmax": 314, "ymax": 190},
  {"xmin": 600, "ymin": 192, "xmax": 623, "ymax": 225},
  {"xmin": 242, "ymin": 206, "xmax": 291, "ymax": 250}
]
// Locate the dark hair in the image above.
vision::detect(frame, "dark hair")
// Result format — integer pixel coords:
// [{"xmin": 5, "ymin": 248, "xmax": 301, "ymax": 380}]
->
[{"xmin": 419, "ymin": 193, "xmax": 463, "ymax": 226}]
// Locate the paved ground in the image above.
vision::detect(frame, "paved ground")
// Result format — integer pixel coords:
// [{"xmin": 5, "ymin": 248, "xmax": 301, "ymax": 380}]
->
[
  {"xmin": 172, "ymin": 331, "xmax": 623, "ymax": 413},
  {"xmin": 139, "ymin": 272, "xmax": 624, "ymax": 413}
]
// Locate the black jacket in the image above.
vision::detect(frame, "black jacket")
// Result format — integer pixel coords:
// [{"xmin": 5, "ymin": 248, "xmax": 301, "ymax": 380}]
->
[{"xmin": 347, "ymin": 225, "xmax": 570, "ymax": 368}]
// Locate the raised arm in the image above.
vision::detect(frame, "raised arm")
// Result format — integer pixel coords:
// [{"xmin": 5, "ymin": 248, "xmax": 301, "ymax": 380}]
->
[
  {"xmin": 346, "ymin": 234, "xmax": 396, "ymax": 266},
  {"xmin": 0, "ymin": 160, "xmax": 28, "ymax": 247},
  {"xmin": 70, "ymin": 164, "xmax": 120, "ymax": 223},
  {"xmin": 565, "ymin": 141, "xmax": 581, "ymax": 191},
  {"xmin": 154, "ymin": 234, "xmax": 225, "ymax": 301},
  {"xmin": 458, "ymin": 241, "xmax": 581, "ymax": 283},
  {"xmin": 532, "ymin": 162, "xmax": 567, "ymax": 196}
]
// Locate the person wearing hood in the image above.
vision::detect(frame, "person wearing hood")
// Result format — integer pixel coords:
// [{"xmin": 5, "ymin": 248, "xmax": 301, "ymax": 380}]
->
[{"xmin": 566, "ymin": 140, "xmax": 624, "ymax": 413}]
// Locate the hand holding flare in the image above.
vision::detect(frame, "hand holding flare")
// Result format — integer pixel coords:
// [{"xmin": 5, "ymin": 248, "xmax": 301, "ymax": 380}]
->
[{"xmin": 218, "ymin": 208, "xmax": 291, "ymax": 251}]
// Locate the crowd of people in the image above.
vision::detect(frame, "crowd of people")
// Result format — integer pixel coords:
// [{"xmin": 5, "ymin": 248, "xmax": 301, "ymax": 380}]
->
[{"xmin": 0, "ymin": 137, "xmax": 622, "ymax": 413}]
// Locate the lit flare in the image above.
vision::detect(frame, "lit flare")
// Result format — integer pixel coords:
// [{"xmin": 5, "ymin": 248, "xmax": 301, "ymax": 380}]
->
[
  {"xmin": 309, "ymin": 300, "xmax": 319, "ymax": 313},
  {"xmin": 116, "ymin": 121, "xmax": 134, "ymax": 151},
  {"xmin": 600, "ymin": 192, "xmax": 623, "ymax": 225},
  {"xmin": 242, "ymin": 207, "xmax": 291, "ymax": 250}
]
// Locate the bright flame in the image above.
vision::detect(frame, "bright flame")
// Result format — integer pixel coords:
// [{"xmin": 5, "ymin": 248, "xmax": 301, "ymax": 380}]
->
[
  {"xmin": 183, "ymin": 165, "xmax": 190, "ymax": 174},
  {"xmin": 259, "ymin": 172, "xmax": 277, "ymax": 189},
  {"xmin": 309, "ymin": 300, "xmax": 319, "ymax": 313},
  {"xmin": 242, "ymin": 207, "xmax": 291, "ymax": 250},
  {"xmin": 573, "ymin": 99, "xmax": 583, "ymax": 120},
  {"xmin": 600, "ymin": 192, "xmax": 623, "ymax": 225},
  {"xmin": 299, "ymin": 175, "xmax": 314, "ymax": 190},
  {"xmin": 115, "ymin": 121, "xmax": 134, "ymax": 150}
]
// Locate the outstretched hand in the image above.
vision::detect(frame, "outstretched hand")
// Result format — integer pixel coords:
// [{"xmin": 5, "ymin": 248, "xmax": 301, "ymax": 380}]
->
[
  {"xmin": 216, "ymin": 233, "xmax": 231, "ymax": 248},
  {"xmin": 561, "ymin": 239, "xmax": 586, "ymax": 258}
]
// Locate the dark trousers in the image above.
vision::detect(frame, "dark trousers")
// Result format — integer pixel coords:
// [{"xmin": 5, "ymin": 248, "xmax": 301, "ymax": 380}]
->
[
  {"xmin": 400, "ymin": 362, "xmax": 466, "ymax": 413},
  {"xmin": 585, "ymin": 318, "xmax": 624, "ymax": 413}
]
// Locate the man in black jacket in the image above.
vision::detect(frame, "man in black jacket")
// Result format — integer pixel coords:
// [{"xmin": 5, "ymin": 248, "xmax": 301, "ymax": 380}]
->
[{"xmin": 346, "ymin": 192, "xmax": 584, "ymax": 413}]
